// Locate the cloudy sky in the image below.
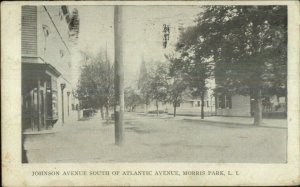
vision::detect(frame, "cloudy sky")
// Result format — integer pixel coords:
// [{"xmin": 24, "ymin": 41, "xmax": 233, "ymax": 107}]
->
[{"xmin": 72, "ymin": 6, "xmax": 201, "ymax": 87}]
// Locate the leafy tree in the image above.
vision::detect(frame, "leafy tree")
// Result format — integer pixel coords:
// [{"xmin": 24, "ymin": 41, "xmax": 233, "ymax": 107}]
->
[
  {"xmin": 178, "ymin": 6, "xmax": 287, "ymax": 125},
  {"xmin": 166, "ymin": 55, "xmax": 189, "ymax": 117},
  {"xmin": 148, "ymin": 63, "xmax": 169, "ymax": 115},
  {"xmin": 124, "ymin": 87, "xmax": 142, "ymax": 112},
  {"xmin": 138, "ymin": 58, "xmax": 151, "ymax": 113},
  {"xmin": 176, "ymin": 27, "xmax": 214, "ymax": 119},
  {"xmin": 167, "ymin": 76, "xmax": 187, "ymax": 117},
  {"xmin": 76, "ymin": 51, "xmax": 114, "ymax": 120}
]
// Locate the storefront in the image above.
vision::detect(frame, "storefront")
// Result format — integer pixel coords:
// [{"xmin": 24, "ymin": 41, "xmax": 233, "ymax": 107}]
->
[{"xmin": 22, "ymin": 63, "xmax": 61, "ymax": 132}]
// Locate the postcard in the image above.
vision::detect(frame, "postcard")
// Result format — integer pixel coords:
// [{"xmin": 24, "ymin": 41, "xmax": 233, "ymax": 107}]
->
[{"xmin": 1, "ymin": 0, "xmax": 300, "ymax": 186}]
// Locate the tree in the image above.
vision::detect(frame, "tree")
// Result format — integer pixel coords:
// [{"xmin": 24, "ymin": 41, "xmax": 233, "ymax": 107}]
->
[
  {"xmin": 138, "ymin": 58, "xmax": 151, "ymax": 113},
  {"xmin": 75, "ymin": 51, "xmax": 114, "ymax": 120},
  {"xmin": 148, "ymin": 63, "xmax": 169, "ymax": 115},
  {"xmin": 124, "ymin": 87, "xmax": 142, "ymax": 112},
  {"xmin": 176, "ymin": 27, "xmax": 214, "ymax": 119},
  {"xmin": 166, "ymin": 55, "xmax": 189, "ymax": 117},
  {"xmin": 167, "ymin": 76, "xmax": 187, "ymax": 117},
  {"xmin": 178, "ymin": 6, "xmax": 287, "ymax": 125}
]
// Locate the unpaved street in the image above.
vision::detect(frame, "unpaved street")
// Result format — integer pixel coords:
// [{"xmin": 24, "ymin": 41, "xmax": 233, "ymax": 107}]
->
[{"xmin": 24, "ymin": 112, "xmax": 287, "ymax": 163}]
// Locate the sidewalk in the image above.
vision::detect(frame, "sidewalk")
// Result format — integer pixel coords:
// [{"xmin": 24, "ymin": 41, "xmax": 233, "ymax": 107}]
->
[
  {"xmin": 134, "ymin": 112, "xmax": 287, "ymax": 129},
  {"xmin": 181, "ymin": 115, "xmax": 287, "ymax": 129},
  {"xmin": 23, "ymin": 112, "xmax": 111, "ymax": 163}
]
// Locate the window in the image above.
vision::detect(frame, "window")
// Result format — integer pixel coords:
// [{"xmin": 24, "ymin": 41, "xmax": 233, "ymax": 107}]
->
[
  {"xmin": 58, "ymin": 10, "xmax": 63, "ymax": 20},
  {"xmin": 217, "ymin": 95, "xmax": 232, "ymax": 109},
  {"xmin": 42, "ymin": 25, "xmax": 50, "ymax": 37},
  {"xmin": 225, "ymin": 95, "xmax": 232, "ymax": 108},
  {"xmin": 61, "ymin": 6, "xmax": 69, "ymax": 15},
  {"xmin": 59, "ymin": 50, "xmax": 65, "ymax": 57}
]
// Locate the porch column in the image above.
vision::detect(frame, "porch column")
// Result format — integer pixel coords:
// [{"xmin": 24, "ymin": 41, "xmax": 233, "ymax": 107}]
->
[
  {"xmin": 60, "ymin": 83, "xmax": 66, "ymax": 124},
  {"xmin": 67, "ymin": 91, "xmax": 70, "ymax": 116},
  {"xmin": 43, "ymin": 81, "xmax": 47, "ymax": 129},
  {"xmin": 37, "ymin": 78, "xmax": 42, "ymax": 131},
  {"xmin": 30, "ymin": 90, "xmax": 34, "ymax": 131}
]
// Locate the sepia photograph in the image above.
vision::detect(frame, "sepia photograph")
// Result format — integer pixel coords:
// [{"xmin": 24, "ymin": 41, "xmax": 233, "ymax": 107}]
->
[
  {"xmin": 21, "ymin": 4, "xmax": 287, "ymax": 163},
  {"xmin": 2, "ymin": 1, "xmax": 299, "ymax": 186}
]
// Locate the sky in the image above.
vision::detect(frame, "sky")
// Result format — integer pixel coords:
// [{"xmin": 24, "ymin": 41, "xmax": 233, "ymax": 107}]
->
[{"xmin": 72, "ymin": 6, "xmax": 201, "ymax": 87}]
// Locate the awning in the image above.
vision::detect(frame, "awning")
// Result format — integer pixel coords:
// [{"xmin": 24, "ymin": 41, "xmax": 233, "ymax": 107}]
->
[{"xmin": 22, "ymin": 63, "xmax": 61, "ymax": 79}]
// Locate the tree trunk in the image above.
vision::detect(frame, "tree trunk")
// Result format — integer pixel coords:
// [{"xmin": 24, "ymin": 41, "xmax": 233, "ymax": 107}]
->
[
  {"xmin": 105, "ymin": 105, "xmax": 109, "ymax": 122},
  {"xmin": 77, "ymin": 109, "xmax": 80, "ymax": 121},
  {"xmin": 100, "ymin": 106, "xmax": 104, "ymax": 120},
  {"xmin": 173, "ymin": 103, "xmax": 177, "ymax": 117},
  {"xmin": 144, "ymin": 103, "xmax": 147, "ymax": 114},
  {"xmin": 156, "ymin": 100, "xmax": 159, "ymax": 116},
  {"xmin": 253, "ymin": 89, "xmax": 263, "ymax": 125},
  {"xmin": 201, "ymin": 92, "xmax": 205, "ymax": 119}
]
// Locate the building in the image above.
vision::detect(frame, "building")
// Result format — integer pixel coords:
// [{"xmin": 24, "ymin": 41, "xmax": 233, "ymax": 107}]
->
[
  {"xmin": 172, "ymin": 96, "xmax": 215, "ymax": 116},
  {"xmin": 21, "ymin": 5, "xmax": 79, "ymax": 133},
  {"xmin": 215, "ymin": 93, "xmax": 287, "ymax": 118},
  {"xmin": 215, "ymin": 94, "xmax": 251, "ymax": 117}
]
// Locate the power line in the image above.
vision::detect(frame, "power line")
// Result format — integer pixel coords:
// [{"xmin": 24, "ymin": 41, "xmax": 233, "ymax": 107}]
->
[{"xmin": 43, "ymin": 6, "xmax": 71, "ymax": 54}]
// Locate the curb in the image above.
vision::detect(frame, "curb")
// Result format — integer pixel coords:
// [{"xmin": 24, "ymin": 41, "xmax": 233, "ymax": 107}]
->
[
  {"xmin": 182, "ymin": 118, "xmax": 287, "ymax": 129},
  {"xmin": 23, "ymin": 128, "xmax": 59, "ymax": 135},
  {"xmin": 183, "ymin": 118, "xmax": 252, "ymax": 126}
]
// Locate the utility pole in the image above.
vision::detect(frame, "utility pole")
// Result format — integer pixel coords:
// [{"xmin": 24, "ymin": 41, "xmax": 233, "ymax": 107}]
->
[{"xmin": 114, "ymin": 5, "xmax": 124, "ymax": 145}]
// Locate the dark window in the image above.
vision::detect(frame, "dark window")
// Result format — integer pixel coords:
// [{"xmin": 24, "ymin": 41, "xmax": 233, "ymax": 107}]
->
[
  {"xmin": 42, "ymin": 25, "xmax": 50, "ymax": 37},
  {"xmin": 218, "ymin": 95, "xmax": 225, "ymax": 109},
  {"xmin": 61, "ymin": 6, "xmax": 69, "ymax": 15},
  {"xmin": 60, "ymin": 50, "xmax": 64, "ymax": 57},
  {"xmin": 218, "ymin": 95, "xmax": 232, "ymax": 109}
]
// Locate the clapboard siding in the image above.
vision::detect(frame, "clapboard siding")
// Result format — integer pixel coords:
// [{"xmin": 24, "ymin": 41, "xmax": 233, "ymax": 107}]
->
[
  {"xmin": 21, "ymin": 6, "xmax": 37, "ymax": 56},
  {"xmin": 21, "ymin": 56, "xmax": 39, "ymax": 64}
]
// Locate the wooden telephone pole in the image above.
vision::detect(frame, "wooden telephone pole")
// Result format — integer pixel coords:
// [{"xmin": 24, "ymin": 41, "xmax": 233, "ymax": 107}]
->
[{"xmin": 114, "ymin": 5, "xmax": 124, "ymax": 145}]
